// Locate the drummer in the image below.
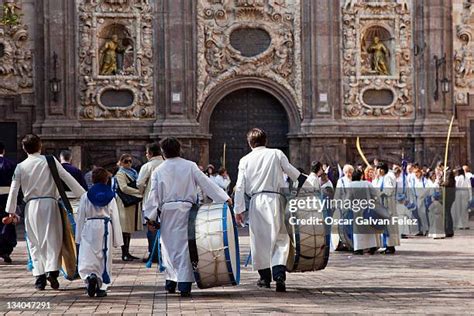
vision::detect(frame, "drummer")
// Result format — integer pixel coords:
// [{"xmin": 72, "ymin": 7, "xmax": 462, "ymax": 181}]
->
[
  {"xmin": 143, "ymin": 137, "xmax": 232, "ymax": 297},
  {"xmin": 234, "ymin": 128, "xmax": 306, "ymax": 292}
]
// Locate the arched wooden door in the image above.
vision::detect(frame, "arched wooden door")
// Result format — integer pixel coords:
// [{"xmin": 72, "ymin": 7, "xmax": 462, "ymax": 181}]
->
[{"xmin": 209, "ymin": 88, "xmax": 289, "ymax": 188}]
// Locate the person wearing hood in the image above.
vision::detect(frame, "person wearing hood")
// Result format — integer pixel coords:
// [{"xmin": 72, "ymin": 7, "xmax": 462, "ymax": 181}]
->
[{"xmin": 76, "ymin": 167, "xmax": 123, "ymax": 298}]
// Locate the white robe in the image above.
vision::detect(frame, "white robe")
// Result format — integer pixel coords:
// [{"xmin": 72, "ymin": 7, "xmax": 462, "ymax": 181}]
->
[
  {"xmin": 76, "ymin": 195, "xmax": 123, "ymax": 289},
  {"xmin": 452, "ymin": 175, "xmax": 472, "ymax": 229},
  {"xmin": 331, "ymin": 176, "xmax": 352, "ymax": 250},
  {"xmin": 5, "ymin": 153, "xmax": 85, "ymax": 276},
  {"xmin": 234, "ymin": 146, "xmax": 300, "ymax": 270},
  {"xmin": 428, "ymin": 200, "xmax": 445, "ymax": 238},
  {"xmin": 143, "ymin": 157, "xmax": 229, "ymax": 283},
  {"xmin": 137, "ymin": 156, "xmax": 164, "ymax": 224},
  {"xmin": 410, "ymin": 177, "xmax": 431, "ymax": 233},
  {"xmin": 397, "ymin": 203, "xmax": 417, "ymax": 236},
  {"xmin": 373, "ymin": 174, "xmax": 400, "ymax": 247},
  {"xmin": 213, "ymin": 174, "xmax": 231, "ymax": 192}
]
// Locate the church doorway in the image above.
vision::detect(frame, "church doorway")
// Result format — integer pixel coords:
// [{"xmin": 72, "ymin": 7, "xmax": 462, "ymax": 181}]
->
[{"xmin": 209, "ymin": 88, "xmax": 289, "ymax": 188}]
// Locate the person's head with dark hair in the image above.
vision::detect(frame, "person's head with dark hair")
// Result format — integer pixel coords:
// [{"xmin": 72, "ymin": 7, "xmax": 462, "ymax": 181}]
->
[
  {"xmin": 247, "ymin": 128, "xmax": 267, "ymax": 149},
  {"xmin": 218, "ymin": 167, "xmax": 227, "ymax": 176},
  {"xmin": 146, "ymin": 142, "xmax": 161, "ymax": 158},
  {"xmin": 311, "ymin": 161, "xmax": 322, "ymax": 175},
  {"xmin": 92, "ymin": 167, "xmax": 110, "ymax": 184},
  {"xmin": 21, "ymin": 134, "xmax": 42, "ymax": 154},
  {"xmin": 427, "ymin": 170, "xmax": 436, "ymax": 181},
  {"xmin": 206, "ymin": 164, "xmax": 215, "ymax": 176},
  {"xmin": 393, "ymin": 166, "xmax": 402, "ymax": 177},
  {"xmin": 352, "ymin": 170, "xmax": 363, "ymax": 181},
  {"xmin": 455, "ymin": 167, "xmax": 465, "ymax": 177},
  {"xmin": 376, "ymin": 161, "xmax": 388, "ymax": 175},
  {"xmin": 60, "ymin": 150, "xmax": 72, "ymax": 163},
  {"xmin": 159, "ymin": 137, "xmax": 181, "ymax": 159},
  {"xmin": 0, "ymin": 142, "xmax": 5, "ymax": 155},
  {"xmin": 118, "ymin": 153, "xmax": 133, "ymax": 168}
]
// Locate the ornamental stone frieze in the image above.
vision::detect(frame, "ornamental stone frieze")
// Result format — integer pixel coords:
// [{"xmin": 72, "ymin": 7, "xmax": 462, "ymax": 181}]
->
[
  {"xmin": 0, "ymin": 0, "xmax": 33, "ymax": 95},
  {"xmin": 453, "ymin": 0, "xmax": 473, "ymax": 105},
  {"xmin": 341, "ymin": 0, "xmax": 414, "ymax": 118},
  {"xmin": 196, "ymin": 0, "xmax": 302, "ymax": 116},
  {"xmin": 77, "ymin": 0, "xmax": 154, "ymax": 120}
]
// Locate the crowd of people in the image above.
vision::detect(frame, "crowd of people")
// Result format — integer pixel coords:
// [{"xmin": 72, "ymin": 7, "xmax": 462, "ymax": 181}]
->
[{"xmin": 0, "ymin": 130, "xmax": 472, "ymax": 298}]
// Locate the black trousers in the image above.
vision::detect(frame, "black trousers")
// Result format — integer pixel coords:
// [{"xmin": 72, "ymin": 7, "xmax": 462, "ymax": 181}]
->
[
  {"xmin": 166, "ymin": 280, "xmax": 192, "ymax": 293},
  {"xmin": 258, "ymin": 265, "xmax": 286, "ymax": 282}
]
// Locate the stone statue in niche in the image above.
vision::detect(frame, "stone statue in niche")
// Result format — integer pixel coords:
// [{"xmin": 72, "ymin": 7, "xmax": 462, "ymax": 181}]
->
[
  {"xmin": 368, "ymin": 36, "xmax": 390, "ymax": 75},
  {"xmin": 99, "ymin": 35, "xmax": 124, "ymax": 75}
]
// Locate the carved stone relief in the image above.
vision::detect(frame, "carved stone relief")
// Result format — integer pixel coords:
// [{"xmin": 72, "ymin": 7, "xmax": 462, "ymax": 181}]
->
[
  {"xmin": 77, "ymin": 0, "xmax": 154, "ymax": 120},
  {"xmin": 197, "ymin": 0, "xmax": 302, "ymax": 116},
  {"xmin": 0, "ymin": 0, "xmax": 33, "ymax": 95},
  {"xmin": 341, "ymin": 0, "xmax": 414, "ymax": 118},
  {"xmin": 453, "ymin": 0, "xmax": 473, "ymax": 105}
]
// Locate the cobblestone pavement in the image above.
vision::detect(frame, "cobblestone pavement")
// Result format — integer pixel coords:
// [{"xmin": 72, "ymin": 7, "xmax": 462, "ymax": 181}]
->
[{"xmin": 1, "ymin": 220, "xmax": 473, "ymax": 315}]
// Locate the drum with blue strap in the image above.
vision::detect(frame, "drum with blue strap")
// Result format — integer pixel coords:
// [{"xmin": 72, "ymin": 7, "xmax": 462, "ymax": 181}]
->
[
  {"xmin": 188, "ymin": 202, "xmax": 240, "ymax": 289},
  {"xmin": 285, "ymin": 192, "xmax": 330, "ymax": 272}
]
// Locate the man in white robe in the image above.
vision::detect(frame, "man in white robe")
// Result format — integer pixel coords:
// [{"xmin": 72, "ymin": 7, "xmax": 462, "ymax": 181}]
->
[
  {"xmin": 373, "ymin": 162, "xmax": 400, "ymax": 254},
  {"xmin": 410, "ymin": 167, "xmax": 430, "ymax": 235},
  {"xmin": 306, "ymin": 161, "xmax": 322, "ymax": 191},
  {"xmin": 5, "ymin": 134, "xmax": 86, "ymax": 290},
  {"xmin": 234, "ymin": 128, "xmax": 305, "ymax": 292},
  {"xmin": 137, "ymin": 142, "xmax": 164, "ymax": 263},
  {"xmin": 76, "ymin": 167, "xmax": 123, "ymax": 297},
  {"xmin": 143, "ymin": 137, "xmax": 231, "ymax": 297},
  {"xmin": 331, "ymin": 164, "xmax": 354, "ymax": 251}
]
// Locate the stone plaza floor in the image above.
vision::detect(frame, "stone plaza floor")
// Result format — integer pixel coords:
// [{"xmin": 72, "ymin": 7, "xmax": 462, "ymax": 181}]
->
[{"xmin": 0, "ymin": 221, "xmax": 473, "ymax": 315}]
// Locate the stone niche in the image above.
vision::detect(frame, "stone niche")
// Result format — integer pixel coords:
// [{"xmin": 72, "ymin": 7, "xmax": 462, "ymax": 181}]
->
[
  {"xmin": 77, "ymin": 0, "xmax": 154, "ymax": 120},
  {"xmin": 196, "ymin": 0, "xmax": 302, "ymax": 116},
  {"xmin": 0, "ymin": 0, "xmax": 33, "ymax": 95},
  {"xmin": 341, "ymin": 0, "xmax": 413, "ymax": 118}
]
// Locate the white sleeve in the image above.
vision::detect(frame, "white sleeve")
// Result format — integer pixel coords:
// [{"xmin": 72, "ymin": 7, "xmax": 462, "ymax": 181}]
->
[
  {"xmin": 278, "ymin": 150, "xmax": 300, "ymax": 181},
  {"xmin": 5, "ymin": 165, "xmax": 21, "ymax": 214},
  {"xmin": 75, "ymin": 195, "xmax": 87, "ymax": 245},
  {"xmin": 193, "ymin": 164, "xmax": 229, "ymax": 203},
  {"xmin": 136, "ymin": 164, "xmax": 149, "ymax": 194},
  {"xmin": 143, "ymin": 170, "xmax": 160, "ymax": 222},
  {"xmin": 110, "ymin": 198, "xmax": 124, "ymax": 247},
  {"xmin": 234, "ymin": 159, "xmax": 247, "ymax": 214}
]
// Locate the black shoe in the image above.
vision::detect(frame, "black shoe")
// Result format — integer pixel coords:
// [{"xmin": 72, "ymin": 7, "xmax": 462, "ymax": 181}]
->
[
  {"xmin": 401, "ymin": 234, "xmax": 408, "ymax": 239},
  {"xmin": 415, "ymin": 232, "xmax": 424, "ymax": 236},
  {"xmin": 1, "ymin": 254, "xmax": 12, "ymax": 263},
  {"xmin": 446, "ymin": 233, "xmax": 454, "ymax": 238},
  {"xmin": 275, "ymin": 279, "xmax": 286, "ymax": 292},
  {"xmin": 122, "ymin": 255, "xmax": 134, "ymax": 262},
  {"xmin": 368, "ymin": 247, "xmax": 377, "ymax": 255},
  {"xmin": 35, "ymin": 275, "xmax": 47, "ymax": 291},
  {"xmin": 96, "ymin": 289, "xmax": 107, "ymax": 297},
  {"xmin": 381, "ymin": 247, "xmax": 396, "ymax": 255},
  {"xmin": 180, "ymin": 292, "xmax": 191, "ymax": 297},
  {"xmin": 86, "ymin": 274, "xmax": 98, "ymax": 297},
  {"xmin": 46, "ymin": 271, "xmax": 60, "ymax": 290},
  {"xmin": 143, "ymin": 256, "xmax": 159, "ymax": 263},
  {"xmin": 354, "ymin": 250, "xmax": 364, "ymax": 255},
  {"xmin": 165, "ymin": 280, "xmax": 177, "ymax": 294},
  {"xmin": 257, "ymin": 279, "xmax": 271, "ymax": 288},
  {"xmin": 127, "ymin": 253, "xmax": 140, "ymax": 260}
]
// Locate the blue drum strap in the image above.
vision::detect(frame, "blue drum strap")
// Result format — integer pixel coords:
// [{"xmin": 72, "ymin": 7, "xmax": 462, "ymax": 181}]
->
[{"xmin": 222, "ymin": 203, "xmax": 237, "ymax": 285}]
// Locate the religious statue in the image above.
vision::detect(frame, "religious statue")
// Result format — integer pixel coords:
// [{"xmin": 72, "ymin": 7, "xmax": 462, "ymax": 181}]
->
[
  {"xmin": 368, "ymin": 36, "xmax": 390, "ymax": 75},
  {"xmin": 0, "ymin": 1, "xmax": 21, "ymax": 26},
  {"xmin": 99, "ymin": 34, "xmax": 125, "ymax": 75}
]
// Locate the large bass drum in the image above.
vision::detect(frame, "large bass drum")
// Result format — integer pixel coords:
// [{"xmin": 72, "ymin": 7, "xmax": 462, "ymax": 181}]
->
[
  {"xmin": 285, "ymin": 192, "xmax": 330, "ymax": 272},
  {"xmin": 188, "ymin": 202, "xmax": 240, "ymax": 289}
]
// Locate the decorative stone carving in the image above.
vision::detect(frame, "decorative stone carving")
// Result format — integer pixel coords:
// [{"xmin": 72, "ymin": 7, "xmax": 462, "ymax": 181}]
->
[
  {"xmin": 453, "ymin": 0, "xmax": 473, "ymax": 105},
  {"xmin": 341, "ymin": 0, "xmax": 414, "ymax": 118},
  {"xmin": 0, "ymin": 0, "xmax": 33, "ymax": 95},
  {"xmin": 197, "ymin": 0, "xmax": 302, "ymax": 116},
  {"xmin": 77, "ymin": 0, "xmax": 154, "ymax": 120}
]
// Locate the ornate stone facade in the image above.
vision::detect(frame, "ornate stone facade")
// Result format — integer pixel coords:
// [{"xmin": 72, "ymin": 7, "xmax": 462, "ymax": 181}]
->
[
  {"xmin": 77, "ymin": 0, "xmax": 154, "ymax": 120},
  {"xmin": 453, "ymin": 0, "xmax": 473, "ymax": 105},
  {"xmin": 341, "ymin": 0, "xmax": 414, "ymax": 118},
  {"xmin": 0, "ymin": 0, "xmax": 33, "ymax": 95},
  {"xmin": 196, "ymin": 0, "xmax": 302, "ymax": 116}
]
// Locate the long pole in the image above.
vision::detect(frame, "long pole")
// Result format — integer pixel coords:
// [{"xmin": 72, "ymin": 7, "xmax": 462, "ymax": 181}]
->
[
  {"xmin": 356, "ymin": 137, "xmax": 371, "ymax": 167},
  {"xmin": 223, "ymin": 142, "xmax": 226, "ymax": 169},
  {"xmin": 442, "ymin": 115, "xmax": 455, "ymax": 230}
]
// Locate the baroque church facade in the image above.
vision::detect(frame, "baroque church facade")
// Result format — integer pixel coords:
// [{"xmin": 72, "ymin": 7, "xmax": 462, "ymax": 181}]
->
[{"xmin": 0, "ymin": 0, "xmax": 473, "ymax": 179}]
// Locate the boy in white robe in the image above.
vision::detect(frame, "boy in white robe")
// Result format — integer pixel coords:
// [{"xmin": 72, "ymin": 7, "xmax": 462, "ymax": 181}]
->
[
  {"xmin": 5, "ymin": 134, "xmax": 86, "ymax": 290},
  {"xmin": 428, "ymin": 191, "xmax": 445, "ymax": 239},
  {"xmin": 76, "ymin": 167, "xmax": 123, "ymax": 297},
  {"xmin": 234, "ymin": 128, "xmax": 305, "ymax": 292},
  {"xmin": 331, "ymin": 164, "xmax": 354, "ymax": 251},
  {"xmin": 143, "ymin": 137, "xmax": 231, "ymax": 297}
]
